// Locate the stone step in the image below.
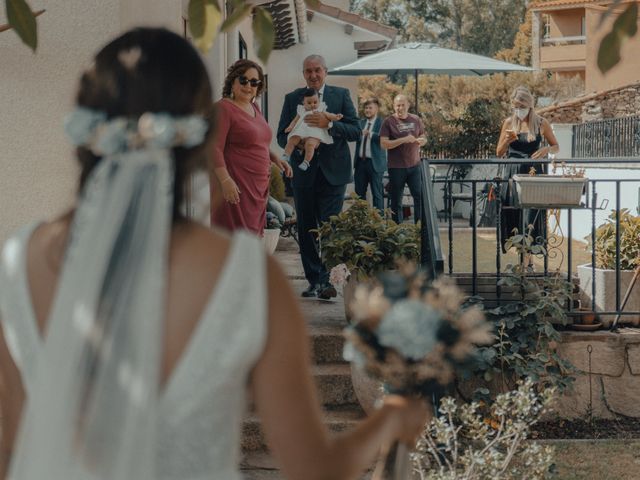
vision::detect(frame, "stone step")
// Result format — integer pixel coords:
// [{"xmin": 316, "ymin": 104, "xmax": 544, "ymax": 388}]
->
[
  {"xmin": 309, "ymin": 323, "xmax": 347, "ymax": 364},
  {"xmin": 312, "ymin": 363, "xmax": 357, "ymax": 406},
  {"xmin": 247, "ymin": 363, "xmax": 356, "ymax": 413},
  {"xmin": 242, "ymin": 470, "xmax": 283, "ymax": 480},
  {"xmin": 241, "ymin": 451, "xmax": 376, "ymax": 480},
  {"xmin": 242, "ymin": 407, "xmax": 364, "ymax": 452}
]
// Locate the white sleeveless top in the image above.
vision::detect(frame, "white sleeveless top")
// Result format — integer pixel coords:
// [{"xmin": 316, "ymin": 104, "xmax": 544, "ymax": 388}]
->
[{"xmin": 0, "ymin": 223, "xmax": 268, "ymax": 480}]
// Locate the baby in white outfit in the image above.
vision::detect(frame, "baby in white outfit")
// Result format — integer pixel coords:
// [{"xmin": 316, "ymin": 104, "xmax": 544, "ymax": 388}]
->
[{"xmin": 282, "ymin": 88, "xmax": 343, "ymax": 171}]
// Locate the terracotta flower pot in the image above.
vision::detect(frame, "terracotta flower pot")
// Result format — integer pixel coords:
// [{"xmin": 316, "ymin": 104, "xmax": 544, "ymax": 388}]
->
[{"xmin": 578, "ymin": 308, "xmax": 597, "ymax": 325}]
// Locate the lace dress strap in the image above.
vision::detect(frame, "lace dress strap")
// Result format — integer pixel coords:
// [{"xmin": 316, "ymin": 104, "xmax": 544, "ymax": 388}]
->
[
  {"xmin": 0, "ymin": 223, "xmax": 43, "ymax": 396},
  {"xmin": 160, "ymin": 230, "xmax": 268, "ymax": 404}
]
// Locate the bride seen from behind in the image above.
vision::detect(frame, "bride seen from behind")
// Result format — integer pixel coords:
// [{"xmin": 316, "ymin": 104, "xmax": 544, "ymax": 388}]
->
[{"xmin": 0, "ymin": 28, "xmax": 430, "ymax": 480}]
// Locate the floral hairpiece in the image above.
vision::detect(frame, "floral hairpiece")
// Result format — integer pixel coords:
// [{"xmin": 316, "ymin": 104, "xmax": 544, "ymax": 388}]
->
[{"xmin": 64, "ymin": 107, "xmax": 208, "ymax": 156}]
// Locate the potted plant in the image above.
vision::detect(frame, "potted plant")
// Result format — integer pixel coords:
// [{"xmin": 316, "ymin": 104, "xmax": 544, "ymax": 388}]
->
[
  {"xmin": 262, "ymin": 211, "xmax": 282, "ymax": 254},
  {"xmin": 578, "ymin": 209, "xmax": 640, "ymax": 326},
  {"xmin": 513, "ymin": 162, "xmax": 588, "ymax": 208},
  {"xmin": 315, "ymin": 196, "xmax": 420, "ymax": 319}
]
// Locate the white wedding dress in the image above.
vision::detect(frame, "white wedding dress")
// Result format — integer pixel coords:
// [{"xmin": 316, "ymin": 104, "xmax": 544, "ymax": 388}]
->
[{"xmin": 0, "ymin": 223, "xmax": 267, "ymax": 480}]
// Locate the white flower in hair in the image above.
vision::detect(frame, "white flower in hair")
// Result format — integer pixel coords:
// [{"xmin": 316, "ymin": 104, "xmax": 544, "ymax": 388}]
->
[
  {"xmin": 118, "ymin": 46, "xmax": 142, "ymax": 70},
  {"xmin": 138, "ymin": 113, "xmax": 176, "ymax": 148},
  {"xmin": 64, "ymin": 108, "xmax": 208, "ymax": 155}
]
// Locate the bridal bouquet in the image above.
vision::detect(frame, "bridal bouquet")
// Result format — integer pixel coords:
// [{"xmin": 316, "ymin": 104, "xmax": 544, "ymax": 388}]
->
[
  {"xmin": 344, "ymin": 265, "xmax": 493, "ymax": 397},
  {"xmin": 343, "ymin": 265, "xmax": 493, "ymax": 480}
]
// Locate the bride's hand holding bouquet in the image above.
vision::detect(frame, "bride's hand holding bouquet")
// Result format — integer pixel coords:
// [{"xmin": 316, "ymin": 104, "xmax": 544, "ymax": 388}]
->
[{"xmin": 343, "ymin": 264, "xmax": 493, "ymax": 479}]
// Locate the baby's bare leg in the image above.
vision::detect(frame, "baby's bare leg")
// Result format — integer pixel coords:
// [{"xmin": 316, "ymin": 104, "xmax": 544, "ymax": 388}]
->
[
  {"xmin": 284, "ymin": 135, "xmax": 302, "ymax": 156},
  {"xmin": 303, "ymin": 137, "xmax": 321, "ymax": 162}
]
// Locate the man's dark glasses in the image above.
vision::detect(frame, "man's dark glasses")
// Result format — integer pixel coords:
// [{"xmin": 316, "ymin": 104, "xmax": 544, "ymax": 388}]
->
[{"xmin": 238, "ymin": 75, "xmax": 263, "ymax": 88}]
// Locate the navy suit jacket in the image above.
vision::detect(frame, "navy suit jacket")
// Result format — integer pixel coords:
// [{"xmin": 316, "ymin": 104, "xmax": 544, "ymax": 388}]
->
[
  {"xmin": 354, "ymin": 116, "xmax": 387, "ymax": 173},
  {"xmin": 277, "ymin": 85, "xmax": 361, "ymax": 188}
]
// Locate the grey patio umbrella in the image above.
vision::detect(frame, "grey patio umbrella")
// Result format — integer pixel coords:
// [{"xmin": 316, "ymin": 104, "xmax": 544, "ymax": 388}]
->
[{"xmin": 328, "ymin": 43, "xmax": 533, "ymax": 110}]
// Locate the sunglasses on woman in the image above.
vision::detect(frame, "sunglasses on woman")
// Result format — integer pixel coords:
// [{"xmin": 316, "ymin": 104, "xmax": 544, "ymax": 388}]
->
[{"xmin": 238, "ymin": 75, "xmax": 263, "ymax": 88}]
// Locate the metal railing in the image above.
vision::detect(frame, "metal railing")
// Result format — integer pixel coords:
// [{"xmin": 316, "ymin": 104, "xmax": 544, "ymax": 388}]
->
[
  {"xmin": 541, "ymin": 35, "xmax": 587, "ymax": 45},
  {"xmin": 420, "ymin": 157, "xmax": 640, "ymax": 325},
  {"xmin": 573, "ymin": 115, "xmax": 640, "ymax": 158},
  {"xmin": 420, "ymin": 162, "xmax": 444, "ymax": 279}
]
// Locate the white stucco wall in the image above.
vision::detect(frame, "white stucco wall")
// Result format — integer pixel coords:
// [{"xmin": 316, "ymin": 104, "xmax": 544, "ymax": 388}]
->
[
  {"xmin": 1, "ymin": 3, "xmax": 391, "ymax": 238},
  {"xmin": 0, "ymin": 1, "xmax": 182, "ymax": 243},
  {"xmin": 551, "ymin": 123, "xmax": 574, "ymax": 160}
]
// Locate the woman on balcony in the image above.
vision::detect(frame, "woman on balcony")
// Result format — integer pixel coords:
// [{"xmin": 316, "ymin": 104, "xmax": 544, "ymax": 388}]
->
[{"xmin": 496, "ymin": 86, "xmax": 560, "ymax": 259}]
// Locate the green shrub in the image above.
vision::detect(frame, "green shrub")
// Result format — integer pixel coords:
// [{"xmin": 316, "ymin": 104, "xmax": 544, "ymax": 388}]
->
[
  {"xmin": 586, "ymin": 209, "xmax": 640, "ymax": 270},
  {"xmin": 315, "ymin": 196, "xmax": 421, "ymax": 280}
]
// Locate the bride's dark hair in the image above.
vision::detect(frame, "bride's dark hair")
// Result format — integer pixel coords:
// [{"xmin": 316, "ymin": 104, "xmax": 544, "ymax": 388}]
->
[{"xmin": 74, "ymin": 27, "xmax": 214, "ymax": 220}]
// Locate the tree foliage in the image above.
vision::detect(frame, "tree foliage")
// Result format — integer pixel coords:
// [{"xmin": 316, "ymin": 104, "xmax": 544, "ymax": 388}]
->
[
  {"xmin": 3, "ymin": 0, "xmax": 635, "ymax": 73},
  {"xmin": 351, "ymin": 0, "xmax": 527, "ymax": 58},
  {"xmin": 495, "ymin": 9, "xmax": 532, "ymax": 66}
]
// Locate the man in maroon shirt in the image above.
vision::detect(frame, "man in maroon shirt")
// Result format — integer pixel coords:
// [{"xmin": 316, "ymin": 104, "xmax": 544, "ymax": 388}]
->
[{"xmin": 379, "ymin": 94, "xmax": 426, "ymax": 223}]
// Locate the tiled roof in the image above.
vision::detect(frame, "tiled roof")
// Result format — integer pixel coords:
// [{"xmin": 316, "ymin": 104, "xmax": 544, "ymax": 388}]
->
[
  {"xmin": 530, "ymin": 0, "xmax": 604, "ymax": 11},
  {"xmin": 307, "ymin": 2, "xmax": 396, "ymax": 39},
  {"xmin": 262, "ymin": 0, "xmax": 395, "ymax": 50},
  {"xmin": 537, "ymin": 80, "xmax": 640, "ymax": 114}
]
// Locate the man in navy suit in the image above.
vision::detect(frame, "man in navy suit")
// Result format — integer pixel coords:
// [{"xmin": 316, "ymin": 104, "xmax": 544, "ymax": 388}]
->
[
  {"xmin": 277, "ymin": 54, "xmax": 361, "ymax": 299},
  {"xmin": 353, "ymin": 97, "xmax": 386, "ymax": 212}
]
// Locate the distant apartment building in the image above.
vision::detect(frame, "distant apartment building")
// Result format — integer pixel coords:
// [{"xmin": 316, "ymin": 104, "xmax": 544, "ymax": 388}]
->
[{"xmin": 530, "ymin": 0, "xmax": 640, "ymax": 93}]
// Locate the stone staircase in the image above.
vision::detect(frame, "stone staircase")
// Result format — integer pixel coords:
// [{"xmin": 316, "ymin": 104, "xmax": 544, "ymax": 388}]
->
[{"xmin": 240, "ymin": 237, "xmax": 366, "ymax": 479}]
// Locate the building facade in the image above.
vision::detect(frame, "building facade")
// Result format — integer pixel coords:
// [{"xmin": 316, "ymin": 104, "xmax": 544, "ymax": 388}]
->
[{"xmin": 531, "ymin": 0, "xmax": 640, "ymax": 93}]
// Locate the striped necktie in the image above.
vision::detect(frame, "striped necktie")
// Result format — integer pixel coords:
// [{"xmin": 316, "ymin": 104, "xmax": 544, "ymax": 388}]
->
[{"xmin": 362, "ymin": 120, "xmax": 371, "ymax": 159}]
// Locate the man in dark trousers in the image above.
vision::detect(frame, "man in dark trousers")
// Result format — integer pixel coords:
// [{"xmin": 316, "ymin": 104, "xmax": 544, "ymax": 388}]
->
[
  {"xmin": 380, "ymin": 94, "xmax": 426, "ymax": 223},
  {"xmin": 353, "ymin": 97, "xmax": 386, "ymax": 212},
  {"xmin": 277, "ymin": 54, "xmax": 360, "ymax": 299}
]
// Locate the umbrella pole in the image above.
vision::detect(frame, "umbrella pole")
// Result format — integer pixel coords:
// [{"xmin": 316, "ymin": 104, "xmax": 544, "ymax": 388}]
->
[{"xmin": 414, "ymin": 69, "xmax": 419, "ymax": 114}]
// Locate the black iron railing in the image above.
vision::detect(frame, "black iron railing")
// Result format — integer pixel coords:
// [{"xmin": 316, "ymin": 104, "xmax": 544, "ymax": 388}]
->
[
  {"xmin": 420, "ymin": 157, "xmax": 640, "ymax": 325},
  {"xmin": 573, "ymin": 116, "xmax": 640, "ymax": 158},
  {"xmin": 420, "ymin": 162, "xmax": 444, "ymax": 279}
]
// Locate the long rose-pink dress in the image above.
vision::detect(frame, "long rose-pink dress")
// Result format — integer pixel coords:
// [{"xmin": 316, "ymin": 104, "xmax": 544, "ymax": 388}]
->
[{"xmin": 211, "ymin": 99, "xmax": 272, "ymax": 236}]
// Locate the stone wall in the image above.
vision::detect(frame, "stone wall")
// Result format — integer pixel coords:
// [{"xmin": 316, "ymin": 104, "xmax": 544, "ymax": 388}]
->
[
  {"xmin": 538, "ymin": 81, "xmax": 640, "ymax": 124},
  {"xmin": 555, "ymin": 330, "xmax": 640, "ymax": 419}
]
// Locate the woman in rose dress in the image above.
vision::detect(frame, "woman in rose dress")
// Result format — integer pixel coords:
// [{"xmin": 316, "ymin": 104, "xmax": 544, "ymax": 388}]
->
[{"xmin": 211, "ymin": 60, "xmax": 292, "ymax": 236}]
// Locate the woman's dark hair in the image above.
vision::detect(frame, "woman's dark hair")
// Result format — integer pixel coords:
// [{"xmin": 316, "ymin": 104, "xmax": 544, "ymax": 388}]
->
[
  {"xmin": 222, "ymin": 59, "xmax": 265, "ymax": 98},
  {"xmin": 302, "ymin": 88, "xmax": 318, "ymax": 100},
  {"xmin": 75, "ymin": 27, "xmax": 213, "ymax": 221}
]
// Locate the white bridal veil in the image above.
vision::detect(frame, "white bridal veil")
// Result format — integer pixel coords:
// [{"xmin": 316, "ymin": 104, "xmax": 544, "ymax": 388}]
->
[{"xmin": 8, "ymin": 110, "xmax": 206, "ymax": 480}]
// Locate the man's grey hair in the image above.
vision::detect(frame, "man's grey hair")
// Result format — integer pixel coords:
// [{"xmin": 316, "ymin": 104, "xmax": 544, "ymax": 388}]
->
[{"xmin": 303, "ymin": 54, "xmax": 327, "ymax": 70}]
